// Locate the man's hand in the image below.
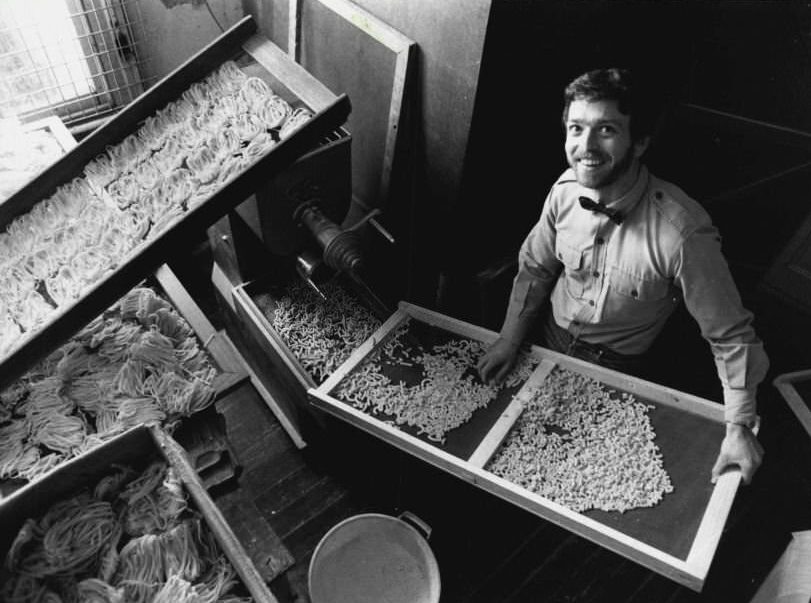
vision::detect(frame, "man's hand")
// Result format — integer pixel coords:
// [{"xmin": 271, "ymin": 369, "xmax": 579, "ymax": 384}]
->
[
  {"xmin": 710, "ymin": 422, "xmax": 763, "ymax": 485},
  {"xmin": 477, "ymin": 337, "xmax": 520, "ymax": 385}
]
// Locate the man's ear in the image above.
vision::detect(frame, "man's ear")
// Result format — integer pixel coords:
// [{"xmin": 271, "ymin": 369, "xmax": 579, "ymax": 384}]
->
[{"xmin": 633, "ymin": 136, "xmax": 651, "ymax": 159}]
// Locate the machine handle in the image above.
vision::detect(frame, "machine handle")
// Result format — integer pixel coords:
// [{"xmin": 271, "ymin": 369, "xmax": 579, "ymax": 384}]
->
[{"xmin": 347, "ymin": 208, "xmax": 396, "ymax": 244}]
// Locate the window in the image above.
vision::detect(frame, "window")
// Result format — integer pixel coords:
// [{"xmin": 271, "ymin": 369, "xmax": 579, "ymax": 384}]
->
[{"xmin": 0, "ymin": 0, "xmax": 153, "ymax": 127}]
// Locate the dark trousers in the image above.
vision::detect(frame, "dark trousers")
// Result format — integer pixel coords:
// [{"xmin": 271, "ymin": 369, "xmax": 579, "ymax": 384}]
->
[{"xmin": 540, "ymin": 314, "xmax": 650, "ymax": 380}]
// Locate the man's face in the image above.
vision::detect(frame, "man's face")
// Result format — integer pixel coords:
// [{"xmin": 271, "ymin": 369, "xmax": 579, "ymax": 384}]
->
[{"xmin": 564, "ymin": 98, "xmax": 647, "ymax": 196}]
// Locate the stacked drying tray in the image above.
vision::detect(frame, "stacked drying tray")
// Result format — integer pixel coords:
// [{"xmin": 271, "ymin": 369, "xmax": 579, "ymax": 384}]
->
[
  {"xmin": 0, "ymin": 16, "xmax": 348, "ymax": 601},
  {"xmin": 0, "ymin": 15, "xmax": 350, "ymax": 391},
  {"xmin": 0, "ymin": 424, "xmax": 278, "ymax": 602},
  {"xmin": 0, "ymin": 264, "xmax": 244, "ymax": 499}
]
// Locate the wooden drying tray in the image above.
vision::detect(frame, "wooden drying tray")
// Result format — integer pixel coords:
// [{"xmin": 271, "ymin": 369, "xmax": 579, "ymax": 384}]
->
[
  {"xmin": 773, "ymin": 369, "xmax": 811, "ymax": 439},
  {"xmin": 308, "ymin": 301, "xmax": 748, "ymax": 592},
  {"xmin": 0, "ymin": 262, "xmax": 247, "ymax": 501},
  {"xmin": 0, "ymin": 425, "xmax": 279, "ymax": 603},
  {"xmin": 0, "ymin": 15, "xmax": 351, "ymax": 390},
  {"xmin": 231, "ymin": 272, "xmax": 390, "ymax": 393}
]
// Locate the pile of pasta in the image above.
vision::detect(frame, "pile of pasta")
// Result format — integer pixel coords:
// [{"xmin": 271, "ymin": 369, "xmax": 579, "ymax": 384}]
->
[
  {"xmin": 0, "ymin": 60, "xmax": 314, "ymax": 363},
  {"xmin": 256, "ymin": 280, "xmax": 382, "ymax": 384},
  {"xmin": 487, "ymin": 367, "xmax": 674, "ymax": 513},
  {"xmin": 336, "ymin": 320, "xmax": 539, "ymax": 444},
  {"xmin": 0, "ymin": 286, "xmax": 218, "ymax": 484},
  {"xmin": 3, "ymin": 460, "xmax": 252, "ymax": 603}
]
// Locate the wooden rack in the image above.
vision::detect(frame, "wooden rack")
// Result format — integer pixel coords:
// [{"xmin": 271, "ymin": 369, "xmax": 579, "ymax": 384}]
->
[
  {"xmin": 0, "ymin": 425, "xmax": 279, "ymax": 602},
  {"xmin": 0, "ymin": 15, "xmax": 350, "ymax": 390},
  {"xmin": 308, "ymin": 301, "xmax": 747, "ymax": 592}
]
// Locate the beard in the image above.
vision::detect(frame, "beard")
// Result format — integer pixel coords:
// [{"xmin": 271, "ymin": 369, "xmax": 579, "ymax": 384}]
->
[{"xmin": 570, "ymin": 146, "xmax": 636, "ymax": 191}]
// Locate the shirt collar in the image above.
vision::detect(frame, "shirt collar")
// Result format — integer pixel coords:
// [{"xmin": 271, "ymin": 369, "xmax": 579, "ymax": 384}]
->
[{"xmin": 582, "ymin": 164, "xmax": 650, "ymax": 216}]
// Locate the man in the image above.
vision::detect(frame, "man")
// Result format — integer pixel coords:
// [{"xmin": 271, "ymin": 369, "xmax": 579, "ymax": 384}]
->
[{"xmin": 477, "ymin": 68, "xmax": 769, "ymax": 485}]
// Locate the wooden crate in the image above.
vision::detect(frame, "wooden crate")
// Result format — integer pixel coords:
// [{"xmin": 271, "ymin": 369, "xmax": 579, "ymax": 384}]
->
[
  {"xmin": 0, "ymin": 424, "xmax": 278, "ymax": 603},
  {"xmin": 773, "ymin": 369, "xmax": 811, "ymax": 439},
  {"xmin": 0, "ymin": 263, "xmax": 247, "ymax": 500},
  {"xmin": 308, "ymin": 301, "xmax": 748, "ymax": 592},
  {"xmin": 0, "ymin": 15, "xmax": 351, "ymax": 390}
]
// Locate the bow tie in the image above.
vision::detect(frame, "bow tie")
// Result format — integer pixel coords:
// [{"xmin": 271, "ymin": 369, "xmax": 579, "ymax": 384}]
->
[{"xmin": 579, "ymin": 196, "xmax": 623, "ymax": 225}]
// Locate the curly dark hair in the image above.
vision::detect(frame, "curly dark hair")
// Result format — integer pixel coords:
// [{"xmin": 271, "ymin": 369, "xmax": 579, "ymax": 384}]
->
[{"xmin": 562, "ymin": 68, "xmax": 662, "ymax": 142}]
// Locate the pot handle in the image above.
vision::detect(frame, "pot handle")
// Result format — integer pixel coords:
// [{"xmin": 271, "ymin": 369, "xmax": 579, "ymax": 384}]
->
[{"xmin": 399, "ymin": 511, "xmax": 432, "ymax": 541}]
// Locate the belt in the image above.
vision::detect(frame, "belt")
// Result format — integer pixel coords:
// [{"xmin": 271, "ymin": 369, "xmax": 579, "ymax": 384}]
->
[{"xmin": 542, "ymin": 316, "xmax": 648, "ymax": 375}]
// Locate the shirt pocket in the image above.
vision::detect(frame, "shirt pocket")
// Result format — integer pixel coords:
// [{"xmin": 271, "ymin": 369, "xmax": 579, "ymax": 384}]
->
[
  {"xmin": 555, "ymin": 236, "xmax": 587, "ymax": 298},
  {"xmin": 611, "ymin": 267, "xmax": 670, "ymax": 302}
]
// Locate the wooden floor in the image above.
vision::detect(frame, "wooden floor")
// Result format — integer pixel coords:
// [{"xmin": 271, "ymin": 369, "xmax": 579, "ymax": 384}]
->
[{"xmin": 168, "ymin": 249, "xmax": 811, "ymax": 603}]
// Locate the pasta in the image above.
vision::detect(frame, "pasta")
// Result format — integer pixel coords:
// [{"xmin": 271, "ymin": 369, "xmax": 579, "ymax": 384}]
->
[
  {"xmin": 486, "ymin": 367, "xmax": 673, "ymax": 513},
  {"xmin": 3, "ymin": 460, "xmax": 252, "ymax": 603},
  {"xmin": 0, "ymin": 60, "xmax": 315, "ymax": 365},
  {"xmin": 259, "ymin": 279, "xmax": 382, "ymax": 384},
  {"xmin": 0, "ymin": 286, "xmax": 218, "ymax": 484},
  {"xmin": 336, "ymin": 320, "xmax": 538, "ymax": 443}
]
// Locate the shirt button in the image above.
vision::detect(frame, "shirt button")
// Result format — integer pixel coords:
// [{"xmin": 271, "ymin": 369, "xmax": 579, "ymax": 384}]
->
[
  {"xmin": 592, "ymin": 270, "xmax": 600, "ymax": 277},
  {"xmin": 655, "ymin": 191, "xmax": 663, "ymax": 200},
  {"xmin": 588, "ymin": 300, "xmax": 595, "ymax": 306},
  {"xmin": 631, "ymin": 290, "xmax": 639, "ymax": 298},
  {"xmin": 595, "ymin": 237, "xmax": 605, "ymax": 245}
]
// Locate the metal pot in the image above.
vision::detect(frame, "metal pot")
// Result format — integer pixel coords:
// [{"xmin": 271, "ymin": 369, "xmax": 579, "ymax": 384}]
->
[{"xmin": 308, "ymin": 511, "xmax": 441, "ymax": 603}]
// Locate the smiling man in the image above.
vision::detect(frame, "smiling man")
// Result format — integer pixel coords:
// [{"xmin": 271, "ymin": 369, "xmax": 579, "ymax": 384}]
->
[{"xmin": 477, "ymin": 68, "xmax": 769, "ymax": 485}]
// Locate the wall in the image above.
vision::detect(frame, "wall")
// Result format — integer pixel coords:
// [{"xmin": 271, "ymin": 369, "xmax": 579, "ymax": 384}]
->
[{"xmin": 134, "ymin": 0, "xmax": 244, "ymax": 84}]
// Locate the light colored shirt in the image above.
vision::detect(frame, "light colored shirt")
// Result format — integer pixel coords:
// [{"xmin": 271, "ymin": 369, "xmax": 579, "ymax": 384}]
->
[{"xmin": 503, "ymin": 165, "xmax": 769, "ymax": 424}]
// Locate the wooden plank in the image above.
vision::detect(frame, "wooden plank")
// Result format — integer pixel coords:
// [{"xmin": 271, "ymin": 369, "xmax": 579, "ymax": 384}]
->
[
  {"xmin": 309, "ymin": 301, "xmax": 744, "ymax": 591},
  {"xmin": 774, "ymin": 370, "xmax": 811, "ymax": 439},
  {"xmin": 216, "ymin": 325, "xmax": 307, "ymax": 449},
  {"xmin": 683, "ymin": 469, "xmax": 743, "ymax": 585},
  {"xmin": 242, "ymin": 33, "xmax": 336, "ymax": 112},
  {"xmin": 288, "ymin": 0, "xmax": 302, "ymax": 60},
  {"xmin": 234, "ymin": 282, "xmax": 317, "ymax": 391},
  {"xmin": 151, "ymin": 427, "xmax": 279, "ymax": 602},
  {"xmin": 155, "ymin": 263, "xmax": 218, "ymax": 343},
  {"xmin": 467, "ymin": 357, "xmax": 556, "ymax": 468},
  {"xmin": 22, "ymin": 116, "xmax": 78, "ymax": 153},
  {"xmin": 317, "ymin": 307, "xmax": 409, "ymax": 393},
  {"xmin": 215, "ymin": 487, "xmax": 296, "ymax": 581},
  {"xmin": 316, "ymin": 0, "xmax": 414, "ymax": 51},
  {"xmin": 152, "ymin": 263, "xmax": 250, "ymax": 395}
]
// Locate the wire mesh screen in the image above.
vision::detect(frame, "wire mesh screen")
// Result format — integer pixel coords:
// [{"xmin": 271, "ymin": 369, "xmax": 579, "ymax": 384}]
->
[{"xmin": 0, "ymin": 0, "xmax": 156, "ymax": 126}]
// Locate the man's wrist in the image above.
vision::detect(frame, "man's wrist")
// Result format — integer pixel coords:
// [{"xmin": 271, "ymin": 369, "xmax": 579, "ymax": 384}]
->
[
  {"xmin": 496, "ymin": 335, "xmax": 521, "ymax": 350},
  {"xmin": 725, "ymin": 420, "xmax": 756, "ymax": 435}
]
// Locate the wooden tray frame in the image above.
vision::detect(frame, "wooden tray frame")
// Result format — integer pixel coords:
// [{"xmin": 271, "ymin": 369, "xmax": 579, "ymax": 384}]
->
[
  {"xmin": 308, "ymin": 301, "xmax": 746, "ymax": 592},
  {"xmin": 0, "ymin": 15, "xmax": 351, "ymax": 390},
  {"xmin": 0, "ymin": 425, "xmax": 278, "ymax": 602},
  {"xmin": 773, "ymin": 369, "xmax": 811, "ymax": 438},
  {"xmin": 289, "ymin": 0, "xmax": 416, "ymax": 210}
]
